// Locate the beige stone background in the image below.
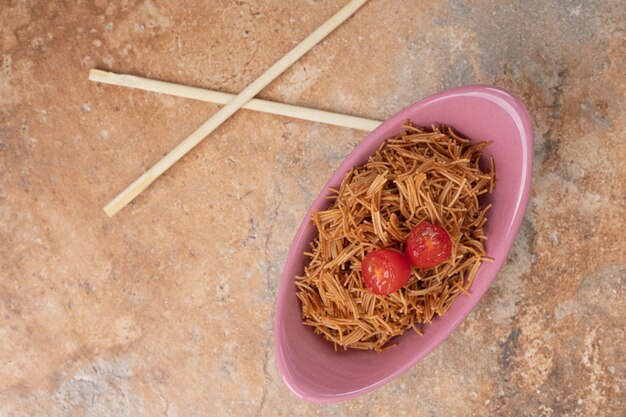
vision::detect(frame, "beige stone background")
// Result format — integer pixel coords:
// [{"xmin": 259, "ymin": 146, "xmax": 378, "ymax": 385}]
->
[{"xmin": 1, "ymin": 0, "xmax": 624, "ymax": 416}]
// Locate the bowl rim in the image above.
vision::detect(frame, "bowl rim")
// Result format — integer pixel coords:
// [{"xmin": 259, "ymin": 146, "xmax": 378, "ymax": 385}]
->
[{"xmin": 274, "ymin": 84, "xmax": 533, "ymax": 403}]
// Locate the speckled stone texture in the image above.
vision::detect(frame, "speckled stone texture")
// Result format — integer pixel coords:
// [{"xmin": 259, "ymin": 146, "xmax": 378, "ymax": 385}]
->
[{"xmin": 0, "ymin": 0, "xmax": 624, "ymax": 416}]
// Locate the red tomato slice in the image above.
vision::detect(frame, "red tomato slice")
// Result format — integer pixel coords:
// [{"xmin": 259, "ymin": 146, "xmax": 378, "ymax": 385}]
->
[
  {"xmin": 405, "ymin": 222, "xmax": 452, "ymax": 269},
  {"xmin": 361, "ymin": 250, "xmax": 412, "ymax": 295}
]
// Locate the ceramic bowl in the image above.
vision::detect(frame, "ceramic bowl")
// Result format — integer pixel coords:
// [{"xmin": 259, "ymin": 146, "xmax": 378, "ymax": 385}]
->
[{"xmin": 274, "ymin": 85, "xmax": 533, "ymax": 403}]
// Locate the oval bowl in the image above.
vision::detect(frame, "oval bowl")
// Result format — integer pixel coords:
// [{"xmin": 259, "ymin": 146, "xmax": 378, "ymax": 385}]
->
[{"xmin": 274, "ymin": 85, "xmax": 533, "ymax": 403}]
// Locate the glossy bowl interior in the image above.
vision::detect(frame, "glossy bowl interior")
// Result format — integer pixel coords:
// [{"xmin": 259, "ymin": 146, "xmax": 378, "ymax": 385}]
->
[{"xmin": 274, "ymin": 85, "xmax": 533, "ymax": 403}]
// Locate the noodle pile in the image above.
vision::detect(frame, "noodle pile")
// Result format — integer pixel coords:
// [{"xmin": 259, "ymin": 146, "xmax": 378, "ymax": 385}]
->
[{"xmin": 296, "ymin": 124, "xmax": 495, "ymax": 352}]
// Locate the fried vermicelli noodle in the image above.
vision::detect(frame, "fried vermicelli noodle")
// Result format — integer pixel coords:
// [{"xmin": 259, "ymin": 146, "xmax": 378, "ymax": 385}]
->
[{"xmin": 296, "ymin": 124, "xmax": 495, "ymax": 352}]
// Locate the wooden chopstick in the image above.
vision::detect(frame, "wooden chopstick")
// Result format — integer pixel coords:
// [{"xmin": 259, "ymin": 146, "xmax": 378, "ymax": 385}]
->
[
  {"xmin": 103, "ymin": 0, "xmax": 369, "ymax": 217},
  {"xmin": 89, "ymin": 69, "xmax": 381, "ymax": 132}
]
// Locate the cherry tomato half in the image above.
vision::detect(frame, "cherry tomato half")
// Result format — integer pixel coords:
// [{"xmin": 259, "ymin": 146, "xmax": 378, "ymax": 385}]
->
[
  {"xmin": 361, "ymin": 250, "xmax": 412, "ymax": 295},
  {"xmin": 405, "ymin": 222, "xmax": 452, "ymax": 269}
]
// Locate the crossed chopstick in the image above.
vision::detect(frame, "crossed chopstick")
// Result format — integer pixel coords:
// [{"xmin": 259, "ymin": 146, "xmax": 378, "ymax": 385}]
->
[{"xmin": 92, "ymin": 0, "xmax": 375, "ymax": 217}]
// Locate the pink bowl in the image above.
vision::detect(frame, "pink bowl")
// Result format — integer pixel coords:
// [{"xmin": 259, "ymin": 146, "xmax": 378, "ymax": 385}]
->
[{"xmin": 274, "ymin": 85, "xmax": 533, "ymax": 403}]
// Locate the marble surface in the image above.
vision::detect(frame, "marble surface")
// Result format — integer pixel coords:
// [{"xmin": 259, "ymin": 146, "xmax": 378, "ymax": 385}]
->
[{"xmin": 1, "ymin": 1, "xmax": 624, "ymax": 415}]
